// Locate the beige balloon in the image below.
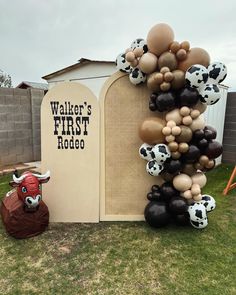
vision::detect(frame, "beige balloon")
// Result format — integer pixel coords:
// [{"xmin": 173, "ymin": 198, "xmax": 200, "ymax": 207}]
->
[
  {"xmin": 139, "ymin": 52, "xmax": 158, "ymax": 74},
  {"xmin": 147, "ymin": 23, "xmax": 175, "ymax": 56},
  {"xmin": 189, "ymin": 115, "xmax": 205, "ymax": 132},
  {"xmin": 191, "ymin": 172, "xmax": 207, "ymax": 188},
  {"xmin": 173, "ymin": 174, "xmax": 193, "ymax": 192},
  {"xmin": 166, "ymin": 109, "xmax": 182, "ymax": 125}
]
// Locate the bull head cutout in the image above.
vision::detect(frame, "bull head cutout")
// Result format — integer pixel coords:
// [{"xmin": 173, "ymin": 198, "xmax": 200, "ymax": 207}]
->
[{"xmin": 9, "ymin": 171, "xmax": 50, "ymax": 209}]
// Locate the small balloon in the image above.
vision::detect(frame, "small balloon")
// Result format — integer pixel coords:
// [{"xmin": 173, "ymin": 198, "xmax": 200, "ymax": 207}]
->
[
  {"xmin": 139, "ymin": 52, "xmax": 158, "ymax": 74},
  {"xmin": 156, "ymin": 91, "xmax": 176, "ymax": 112},
  {"xmin": 139, "ymin": 143, "xmax": 153, "ymax": 161},
  {"xmin": 151, "ymin": 144, "xmax": 171, "ymax": 164},
  {"xmin": 201, "ymin": 194, "xmax": 216, "ymax": 212},
  {"xmin": 146, "ymin": 160, "xmax": 164, "ymax": 176},
  {"xmin": 164, "ymin": 158, "xmax": 182, "ymax": 174},
  {"xmin": 130, "ymin": 38, "xmax": 148, "ymax": 53},
  {"xmin": 188, "ymin": 202, "xmax": 207, "ymax": 222},
  {"xmin": 182, "ymin": 144, "xmax": 200, "ymax": 164},
  {"xmin": 190, "ymin": 218, "xmax": 208, "ymax": 229}
]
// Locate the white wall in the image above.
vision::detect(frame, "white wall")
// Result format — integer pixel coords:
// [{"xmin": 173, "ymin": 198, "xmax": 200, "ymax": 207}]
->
[
  {"xmin": 204, "ymin": 85, "xmax": 228, "ymax": 164},
  {"xmin": 46, "ymin": 63, "xmax": 116, "ymax": 97}
]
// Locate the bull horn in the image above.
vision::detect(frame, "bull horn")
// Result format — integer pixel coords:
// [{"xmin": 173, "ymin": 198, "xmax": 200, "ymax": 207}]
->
[
  {"xmin": 32, "ymin": 170, "xmax": 50, "ymax": 180},
  {"xmin": 13, "ymin": 174, "xmax": 27, "ymax": 184}
]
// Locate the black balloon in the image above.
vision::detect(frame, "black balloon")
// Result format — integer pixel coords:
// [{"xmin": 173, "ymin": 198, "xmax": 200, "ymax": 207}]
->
[
  {"xmin": 144, "ymin": 201, "xmax": 171, "ymax": 228},
  {"xmin": 204, "ymin": 125, "xmax": 217, "ymax": 140},
  {"xmin": 151, "ymin": 185, "xmax": 160, "ymax": 192},
  {"xmin": 174, "ymin": 213, "xmax": 190, "ymax": 226},
  {"xmin": 156, "ymin": 91, "xmax": 176, "ymax": 112},
  {"xmin": 178, "ymin": 87, "xmax": 199, "ymax": 107},
  {"xmin": 149, "ymin": 101, "xmax": 157, "ymax": 111},
  {"xmin": 193, "ymin": 129, "xmax": 205, "ymax": 141},
  {"xmin": 197, "ymin": 138, "xmax": 209, "ymax": 150},
  {"xmin": 169, "ymin": 196, "xmax": 188, "ymax": 215},
  {"xmin": 160, "ymin": 182, "xmax": 178, "ymax": 201},
  {"xmin": 164, "ymin": 158, "xmax": 182, "ymax": 174},
  {"xmin": 182, "ymin": 144, "xmax": 200, "ymax": 163},
  {"xmin": 204, "ymin": 141, "xmax": 223, "ymax": 159}
]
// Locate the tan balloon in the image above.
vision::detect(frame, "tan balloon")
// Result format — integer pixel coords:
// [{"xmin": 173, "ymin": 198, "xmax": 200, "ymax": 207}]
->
[
  {"xmin": 205, "ymin": 160, "xmax": 215, "ymax": 169},
  {"xmin": 178, "ymin": 142, "xmax": 189, "ymax": 153},
  {"xmin": 175, "ymin": 125, "xmax": 193, "ymax": 143},
  {"xmin": 125, "ymin": 51, "xmax": 135, "ymax": 62},
  {"xmin": 190, "ymin": 109, "xmax": 200, "ymax": 119},
  {"xmin": 191, "ymin": 183, "xmax": 201, "ymax": 196},
  {"xmin": 147, "ymin": 73, "xmax": 161, "ymax": 91},
  {"xmin": 164, "ymin": 71, "xmax": 174, "ymax": 82},
  {"xmin": 182, "ymin": 115, "xmax": 193, "ymax": 126},
  {"xmin": 182, "ymin": 190, "xmax": 192, "ymax": 199},
  {"xmin": 158, "ymin": 52, "xmax": 178, "ymax": 71},
  {"xmin": 171, "ymin": 70, "xmax": 185, "ymax": 90},
  {"xmin": 199, "ymin": 155, "xmax": 209, "ymax": 166},
  {"xmin": 162, "ymin": 126, "xmax": 172, "ymax": 136},
  {"xmin": 139, "ymin": 117, "xmax": 166, "ymax": 145},
  {"xmin": 181, "ymin": 41, "xmax": 190, "ymax": 51},
  {"xmin": 165, "ymin": 134, "xmax": 175, "ymax": 143},
  {"xmin": 160, "ymin": 67, "xmax": 170, "ymax": 74},
  {"xmin": 133, "ymin": 47, "xmax": 143, "ymax": 58},
  {"xmin": 193, "ymin": 194, "xmax": 202, "ymax": 201},
  {"xmin": 166, "ymin": 109, "xmax": 182, "ymax": 125},
  {"xmin": 171, "ymin": 151, "xmax": 181, "ymax": 159},
  {"xmin": 194, "ymin": 101, "xmax": 207, "ymax": 114},
  {"xmin": 139, "ymin": 52, "xmax": 158, "ymax": 74},
  {"xmin": 160, "ymin": 82, "xmax": 171, "ymax": 92},
  {"xmin": 191, "ymin": 172, "xmax": 207, "ymax": 188},
  {"xmin": 168, "ymin": 141, "xmax": 179, "ymax": 152},
  {"xmin": 147, "ymin": 23, "xmax": 175, "ymax": 56},
  {"xmin": 180, "ymin": 106, "xmax": 190, "ymax": 116},
  {"xmin": 176, "ymin": 49, "xmax": 187, "ymax": 61},
  {"xmin": 194, "ymin": 162, "xmax": 204, "ymax": 171},
  {"xmin": 130, "ymin": 59, "xmax": 138, "ymax": 67},
  {"xmin": 189, "ymin": 115, "xmax": 205, "ymax": 132},
  {"xmin": 173, "ymin": 174, "xmax": 193, "ymax": 192},
  {"xmin": 178, "ymin": 47, "xmax": 210, "ymax": 72},
  {"xmin": 172, "ymin": 126, "xmax": 181, "ymax": 136},
  {"xmin": 170, "ymin": 41, "xmax": 180, "ymax": 53}
]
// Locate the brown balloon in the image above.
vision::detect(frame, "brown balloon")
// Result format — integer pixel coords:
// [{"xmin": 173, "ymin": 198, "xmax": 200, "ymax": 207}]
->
[
  {"xmin": 171, "ymin": 70, "xmax": 186, "ymax": 90},
  {"xmin": 170, "ymin": 41, "xmax": 180, "ymax": 53},
  {"xmin": 181, "ymin": 41, "xmax": 190, "ymax": 51},
  {"xmin": 176, "ymin": 49, "xmax": 187, "ymax": 61},
  {"xmin": 147, "ymin": 23, "xmax": 174, "ymax": 56},
  {"xmin": 178, "ymin": 47, "xmax": 210, "ymax": 72},
  {"xmin": 139, "ymin": 52, "xmax": 158, "ymax": 74},
  {"xmin": 139, "ymin": 117, "xmax": 166, "ymax": 145},
  {"xmin": 175, "ymin": 125, "xmax": 193, "ymax": 143},
  {"xmin": 182, "ymin": 163, "xmax": 197, "ymax": 175},
  {"xmin": 147, "ymin": 73, "xmax": 161, "ymax": 91},
  {"xmin": 158, "ymin": 52, "xmax": 178, "ymax": 71}
]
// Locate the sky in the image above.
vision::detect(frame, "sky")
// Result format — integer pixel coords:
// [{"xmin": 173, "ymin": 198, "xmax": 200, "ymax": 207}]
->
[{"xmin": 0, "ymin": 0, "xmax": 236, "ymax": 89}]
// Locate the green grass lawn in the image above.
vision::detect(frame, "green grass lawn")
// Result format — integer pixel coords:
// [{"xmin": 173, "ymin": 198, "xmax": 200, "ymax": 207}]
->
[{"xmin": 0, "ymin": 164, "xmax": 235, "ymax": 295}]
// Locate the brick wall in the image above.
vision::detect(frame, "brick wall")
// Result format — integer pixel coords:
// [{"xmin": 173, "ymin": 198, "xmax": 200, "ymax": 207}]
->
[
  {"xmin": 0, "ymin": 87, "xmax": 44, "ymax": 167},
  {"xmin": 222, "ymin": 92, "xmax": 236, "ymax": 164}
]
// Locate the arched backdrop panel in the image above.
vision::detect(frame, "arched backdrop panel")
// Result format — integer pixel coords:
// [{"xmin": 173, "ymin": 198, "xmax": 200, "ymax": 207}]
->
[
  {"xmin": 100, "ymin": 72, "xmax": 164, "ymax": 221},
  {"xmin": 41, "ymin": 82, "xmax": 99, "ymax": 222}
]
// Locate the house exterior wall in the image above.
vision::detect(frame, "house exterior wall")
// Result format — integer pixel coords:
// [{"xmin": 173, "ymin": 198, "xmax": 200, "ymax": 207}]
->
[
  {"xmin": 222, "ymin": 92, "xmax": 236, "ymax": 164},
  {"xmin": 46, "ymin": 63, "xmax": 116, "ymax": 96},
  {"xmin": 0, "ymin": 87, "xmax": 44, "ymax": 167}
]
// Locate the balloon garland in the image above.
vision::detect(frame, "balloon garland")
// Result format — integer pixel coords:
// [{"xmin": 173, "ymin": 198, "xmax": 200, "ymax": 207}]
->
[{"xmin": 116, "ymin": 23, "xmax": 227, "ymax": 229}]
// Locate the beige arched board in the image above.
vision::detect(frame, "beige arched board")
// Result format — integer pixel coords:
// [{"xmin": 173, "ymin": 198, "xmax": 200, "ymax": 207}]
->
[
  {"xmin": 41, "ymin": 82, "xmax": 99, "ymax": 222},
  {"xmin": 100, "ymin": 72, "xmax": 164, "ymax": 221}
]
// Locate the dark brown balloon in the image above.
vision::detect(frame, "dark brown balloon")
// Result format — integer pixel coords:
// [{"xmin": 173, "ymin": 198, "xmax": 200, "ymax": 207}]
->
[
  {"xmin": 182, "ymin": 145, "xmax": 201, "ymax": 163},
  {"xmin": 175, "ymin": 125, "xmax": 193, "ymax": 143},
  {"xmin": 171, "ymin": 70, "xmax": 185, "ymax": 90},
  {"xmin": 204, "ymin": 141, "xmax": 223, "ymax": 159},
  {"xmin": 178, "ymin": 47, "xmax": 210, "ymax": 72},
  {"xmin": 158, "ymin": 52, "xmax": 178, "ymax": 71},
  {"xmin": 139, "ymin": 117, "xmax": 166, "ymax": 145}
]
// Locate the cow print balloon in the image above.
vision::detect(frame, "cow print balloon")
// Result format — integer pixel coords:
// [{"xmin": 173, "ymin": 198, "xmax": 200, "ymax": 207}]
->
[
  {"xmin": 139, "ymin": 143, "xmax": 153, "ymax": 161},
  {"xmin": 207, "ymin": 62, "xmax": 227, "ymax": 84},
  {"xmin": 188, "ymin": 202, "xmax": 207, "ymax": 222},
  {"xmin": 130, "ymin": 38, "xmax": 148, "ymax": 53},
  {"xmin": 201, "ymin": 194, "xmax": 216, "ymax": 212},
  {"xmin": 116, "ymin": 53, "xmax": 131, "ymax": 73},
  {"xmin": 185, "ymin": 64, "xmax": 208, "ymax": 88},
  {"xmin": 146, "ymin": 160, "xmax": 164, "ymax": 176},
  {"xmin": 199, "ymin": 84, "xmax": 221, "ymax": 105},
  {"xmin": 151, "ymin": 144, "xmax": 171, "ymax": 164},
  {"xmin": 129, "ymin": 67, "xmax": 146, "ymax": 85},
  {"xmin": 190, "ymin": 218, "xmax": 208, "ymax": 229}
]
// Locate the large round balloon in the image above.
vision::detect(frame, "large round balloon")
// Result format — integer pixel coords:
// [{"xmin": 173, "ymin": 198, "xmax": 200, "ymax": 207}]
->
[
  {"xmin": 207, "ymin": 62, "xmax": 227, "ymax": 84},
  {"xmin": 158, "ymin": 52, "xmax": 178, "ymax": 71},
  {"xmin": 169, "ymin": 196, "xmax": 188, "ymax": 215},
  {"xmin": 116, "ymin": 53, "xmax": 131, "ymax": 73},
  {"xmin": 146, "ymin": 23, "xmax": 174, "ymax": 56},
  {"xmin": 139, "ymin": 52, "xmax": 158, "ymax": 74},
  {"xmin": 151, "ymin": 144, "xmax": 171, "ymax": 163},
  {"xmin": 185, "ymin": 64, "xmax": 208, "ymax": 88},
  {"xmin": 139, "ymin": 143, "xmax": 153, "ymax": 161},
  {"xmin": 201, "ymin": 194, "xmax": 216, "ymax": 212},
  {"xmin": 178, "ymin": 47, "xmax": 210, "ymax": 72},
  {"xmin": 204, "ymin": 141, "xmax": 223, "ymax": 159},
  {"xmin": 178, "ymin": 87, "xmax": 199, "ymax": 107},
  {"xmin": 188, "ymin": 202, "xmax": 207, "ymax": 222},
  {"xmin": 144, "ymin": 201, "xmax": 171, "ymax": 228},
  {"xmin": 199, "ymin": 84, "xmax": 221, "ymax": 105},
  {"xmin": 173, "ymin": 174, "xmax": 192, "ymax": 192},
  {"xmin": 139, "ymin": 117, "xmax": 166, "ymax": 145},
  {"xmin": 156, "ymin": 91, "xmax": 176, "ymax": 112}
]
